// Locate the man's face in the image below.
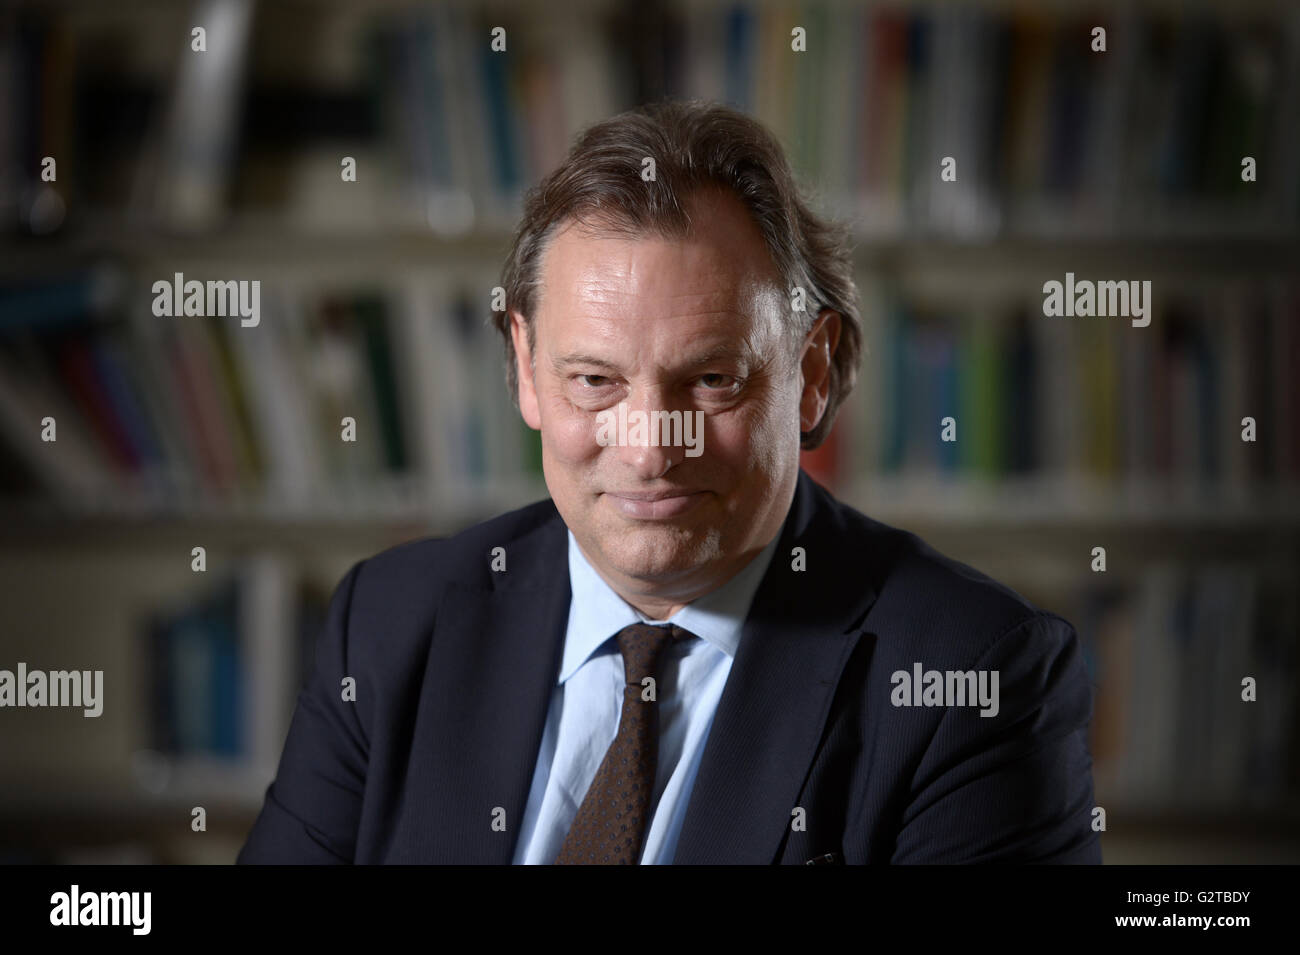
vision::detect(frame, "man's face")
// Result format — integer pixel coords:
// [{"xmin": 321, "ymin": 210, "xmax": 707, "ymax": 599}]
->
[{"xmin": 510, "ymin": 188, "xmax": 837, "ymax": 611}]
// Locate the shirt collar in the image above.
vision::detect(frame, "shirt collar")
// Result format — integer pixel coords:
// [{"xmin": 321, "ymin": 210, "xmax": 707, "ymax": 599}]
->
[{"xmin": 559, "ymin": 524, "xmax": 782, "ymax": 684}]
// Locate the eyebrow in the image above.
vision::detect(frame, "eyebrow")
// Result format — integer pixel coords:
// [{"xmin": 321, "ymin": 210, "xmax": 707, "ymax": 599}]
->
[
  {"xmin": 551, "ymin": 346, "xmax": 753, "ymax": 374},
  {"xmin": 551, "ymin": 353, "xmax": 620, "ymax": 373}
]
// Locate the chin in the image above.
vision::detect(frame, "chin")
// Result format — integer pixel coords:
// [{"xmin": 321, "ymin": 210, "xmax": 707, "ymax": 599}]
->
[{"xmin": 599, "ymin": 524, "xmax": 723, "ymax": 582}]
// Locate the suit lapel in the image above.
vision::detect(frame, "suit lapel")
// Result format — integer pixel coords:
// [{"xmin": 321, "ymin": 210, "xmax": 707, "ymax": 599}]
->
[
  {"xmin": 409, "ymin": 512, "xmax": 570, "ymax": 863},
  {"xmin": 672, "ymin": 471, "xmax": 880, "ymax": 864}
]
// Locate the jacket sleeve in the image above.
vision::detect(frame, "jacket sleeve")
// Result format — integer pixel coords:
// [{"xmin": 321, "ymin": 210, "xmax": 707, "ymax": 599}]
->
[
  {"xmin": 891, "ymin": 612, "xmax": 1103, "ymax": 863},
  {"xmin": 237, "ymin": 558, "xmax": 371, "ymax": 863}
]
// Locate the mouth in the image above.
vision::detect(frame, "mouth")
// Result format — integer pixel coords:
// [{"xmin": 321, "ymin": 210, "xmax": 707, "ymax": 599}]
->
[{"xmin": 603, "ymin": 489, "xmax": 710, "ymax": 520}]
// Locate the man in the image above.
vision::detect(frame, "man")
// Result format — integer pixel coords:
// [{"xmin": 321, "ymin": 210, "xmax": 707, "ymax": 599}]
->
[{"xmin": 238, "ymin": 100, "xmax": 1101, "ymax": 865}]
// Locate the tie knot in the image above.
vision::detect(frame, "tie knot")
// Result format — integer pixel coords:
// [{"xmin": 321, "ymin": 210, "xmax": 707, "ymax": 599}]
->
[{"xmin": 614, "ymin": 623, "xmax": 691, "ymax": 685}]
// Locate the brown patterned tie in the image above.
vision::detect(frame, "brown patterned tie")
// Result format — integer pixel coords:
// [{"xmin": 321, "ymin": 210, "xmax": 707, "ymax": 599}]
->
[{"xmin": 554, "ymin": 622, "xmax": 692, "ymax": 865}]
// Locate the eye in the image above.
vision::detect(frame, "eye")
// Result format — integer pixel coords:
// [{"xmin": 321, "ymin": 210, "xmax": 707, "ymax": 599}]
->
[
  {"xmin": 698, "ymin": 374, "xmax": 737, "ymax": 389},
  {"xmin": 578, "ymin": 374, "xmax": 610, "ymax": 388}
]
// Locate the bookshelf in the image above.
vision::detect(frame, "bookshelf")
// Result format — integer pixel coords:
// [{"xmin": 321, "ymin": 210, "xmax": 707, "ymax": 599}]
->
[{"xmin": 1, "ymin": 0, "xmax": 1298, "ymax": 863}]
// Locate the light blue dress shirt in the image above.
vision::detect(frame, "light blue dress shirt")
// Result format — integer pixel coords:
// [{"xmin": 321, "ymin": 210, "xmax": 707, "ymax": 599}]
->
[{"xmin": 511, "ymin": 525, "xmax": 782, "ymax": 864}]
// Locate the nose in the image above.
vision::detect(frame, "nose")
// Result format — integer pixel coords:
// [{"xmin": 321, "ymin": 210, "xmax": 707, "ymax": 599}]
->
[{"xmin": 613, "ymin": 380, "xmax": 681, "ymax": 480}]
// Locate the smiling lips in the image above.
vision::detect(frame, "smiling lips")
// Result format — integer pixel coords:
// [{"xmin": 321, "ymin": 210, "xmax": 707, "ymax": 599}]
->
[{"xmin": 604, "ymin": 489, "xmax": 709, "ymax": 519}]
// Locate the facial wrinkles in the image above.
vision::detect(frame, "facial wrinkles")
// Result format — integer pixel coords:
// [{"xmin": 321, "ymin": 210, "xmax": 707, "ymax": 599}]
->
[{"xmin": 557, "ymin": 310, "xmax": 764, "ymax": 400}]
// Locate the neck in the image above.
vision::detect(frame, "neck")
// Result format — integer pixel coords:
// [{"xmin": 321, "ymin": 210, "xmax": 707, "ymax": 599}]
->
[{"xmin": 578, "ymin": 540, "xmax": 770, "ymax": 622}]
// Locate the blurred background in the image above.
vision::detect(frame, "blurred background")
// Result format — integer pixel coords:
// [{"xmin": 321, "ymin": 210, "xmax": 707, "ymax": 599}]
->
[{"xmin": 0, "ymin": 0, "xmax": 1297, "ymax": 864}]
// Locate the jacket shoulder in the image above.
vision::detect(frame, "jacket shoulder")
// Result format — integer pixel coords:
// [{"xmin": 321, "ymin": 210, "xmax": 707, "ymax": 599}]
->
[
  {"xmin": 351, "ymin": 495, "xmax": 561, "ymax": 597},
  {"xmin": 326, "ymin": 495, "xmax": 563, "ymax": 679},
  {"xmin": 828, "ymin": 492, "xmax": 1073, "ymax": 662}
]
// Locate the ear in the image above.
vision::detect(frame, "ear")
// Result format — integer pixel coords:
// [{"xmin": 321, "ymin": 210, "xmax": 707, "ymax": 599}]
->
[
  {"xmin": 798, "ymin": 308, "xmax": 841, "ymax": 435},
  {"xmin": 509, "ymin": 309, "xmax": 542, "ymax": 430}
]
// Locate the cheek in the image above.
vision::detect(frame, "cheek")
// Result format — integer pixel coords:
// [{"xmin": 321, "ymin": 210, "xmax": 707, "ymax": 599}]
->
[
  {"xmin": 706, "ymin": 386, "xmax": 799, "ymax": 469},
  {"xmin": 702, "ymin": 415, "xmax": 755, "ymax": 466},
  {"xmin": 540, "ymin": 390, "xmax": 601, "ymax": 462}
]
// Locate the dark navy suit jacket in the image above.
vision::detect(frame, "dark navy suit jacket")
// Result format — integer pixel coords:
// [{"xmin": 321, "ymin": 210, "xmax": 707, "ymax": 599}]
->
[{"xmin": 238, "ymin": 469, "xmax": 1102, "ymax": 864}]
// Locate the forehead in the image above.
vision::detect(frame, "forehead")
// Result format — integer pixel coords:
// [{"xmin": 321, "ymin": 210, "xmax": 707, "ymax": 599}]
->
[{"xmin": 534, "ymin": 188, "xmax": 783, "ymax": 326}]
